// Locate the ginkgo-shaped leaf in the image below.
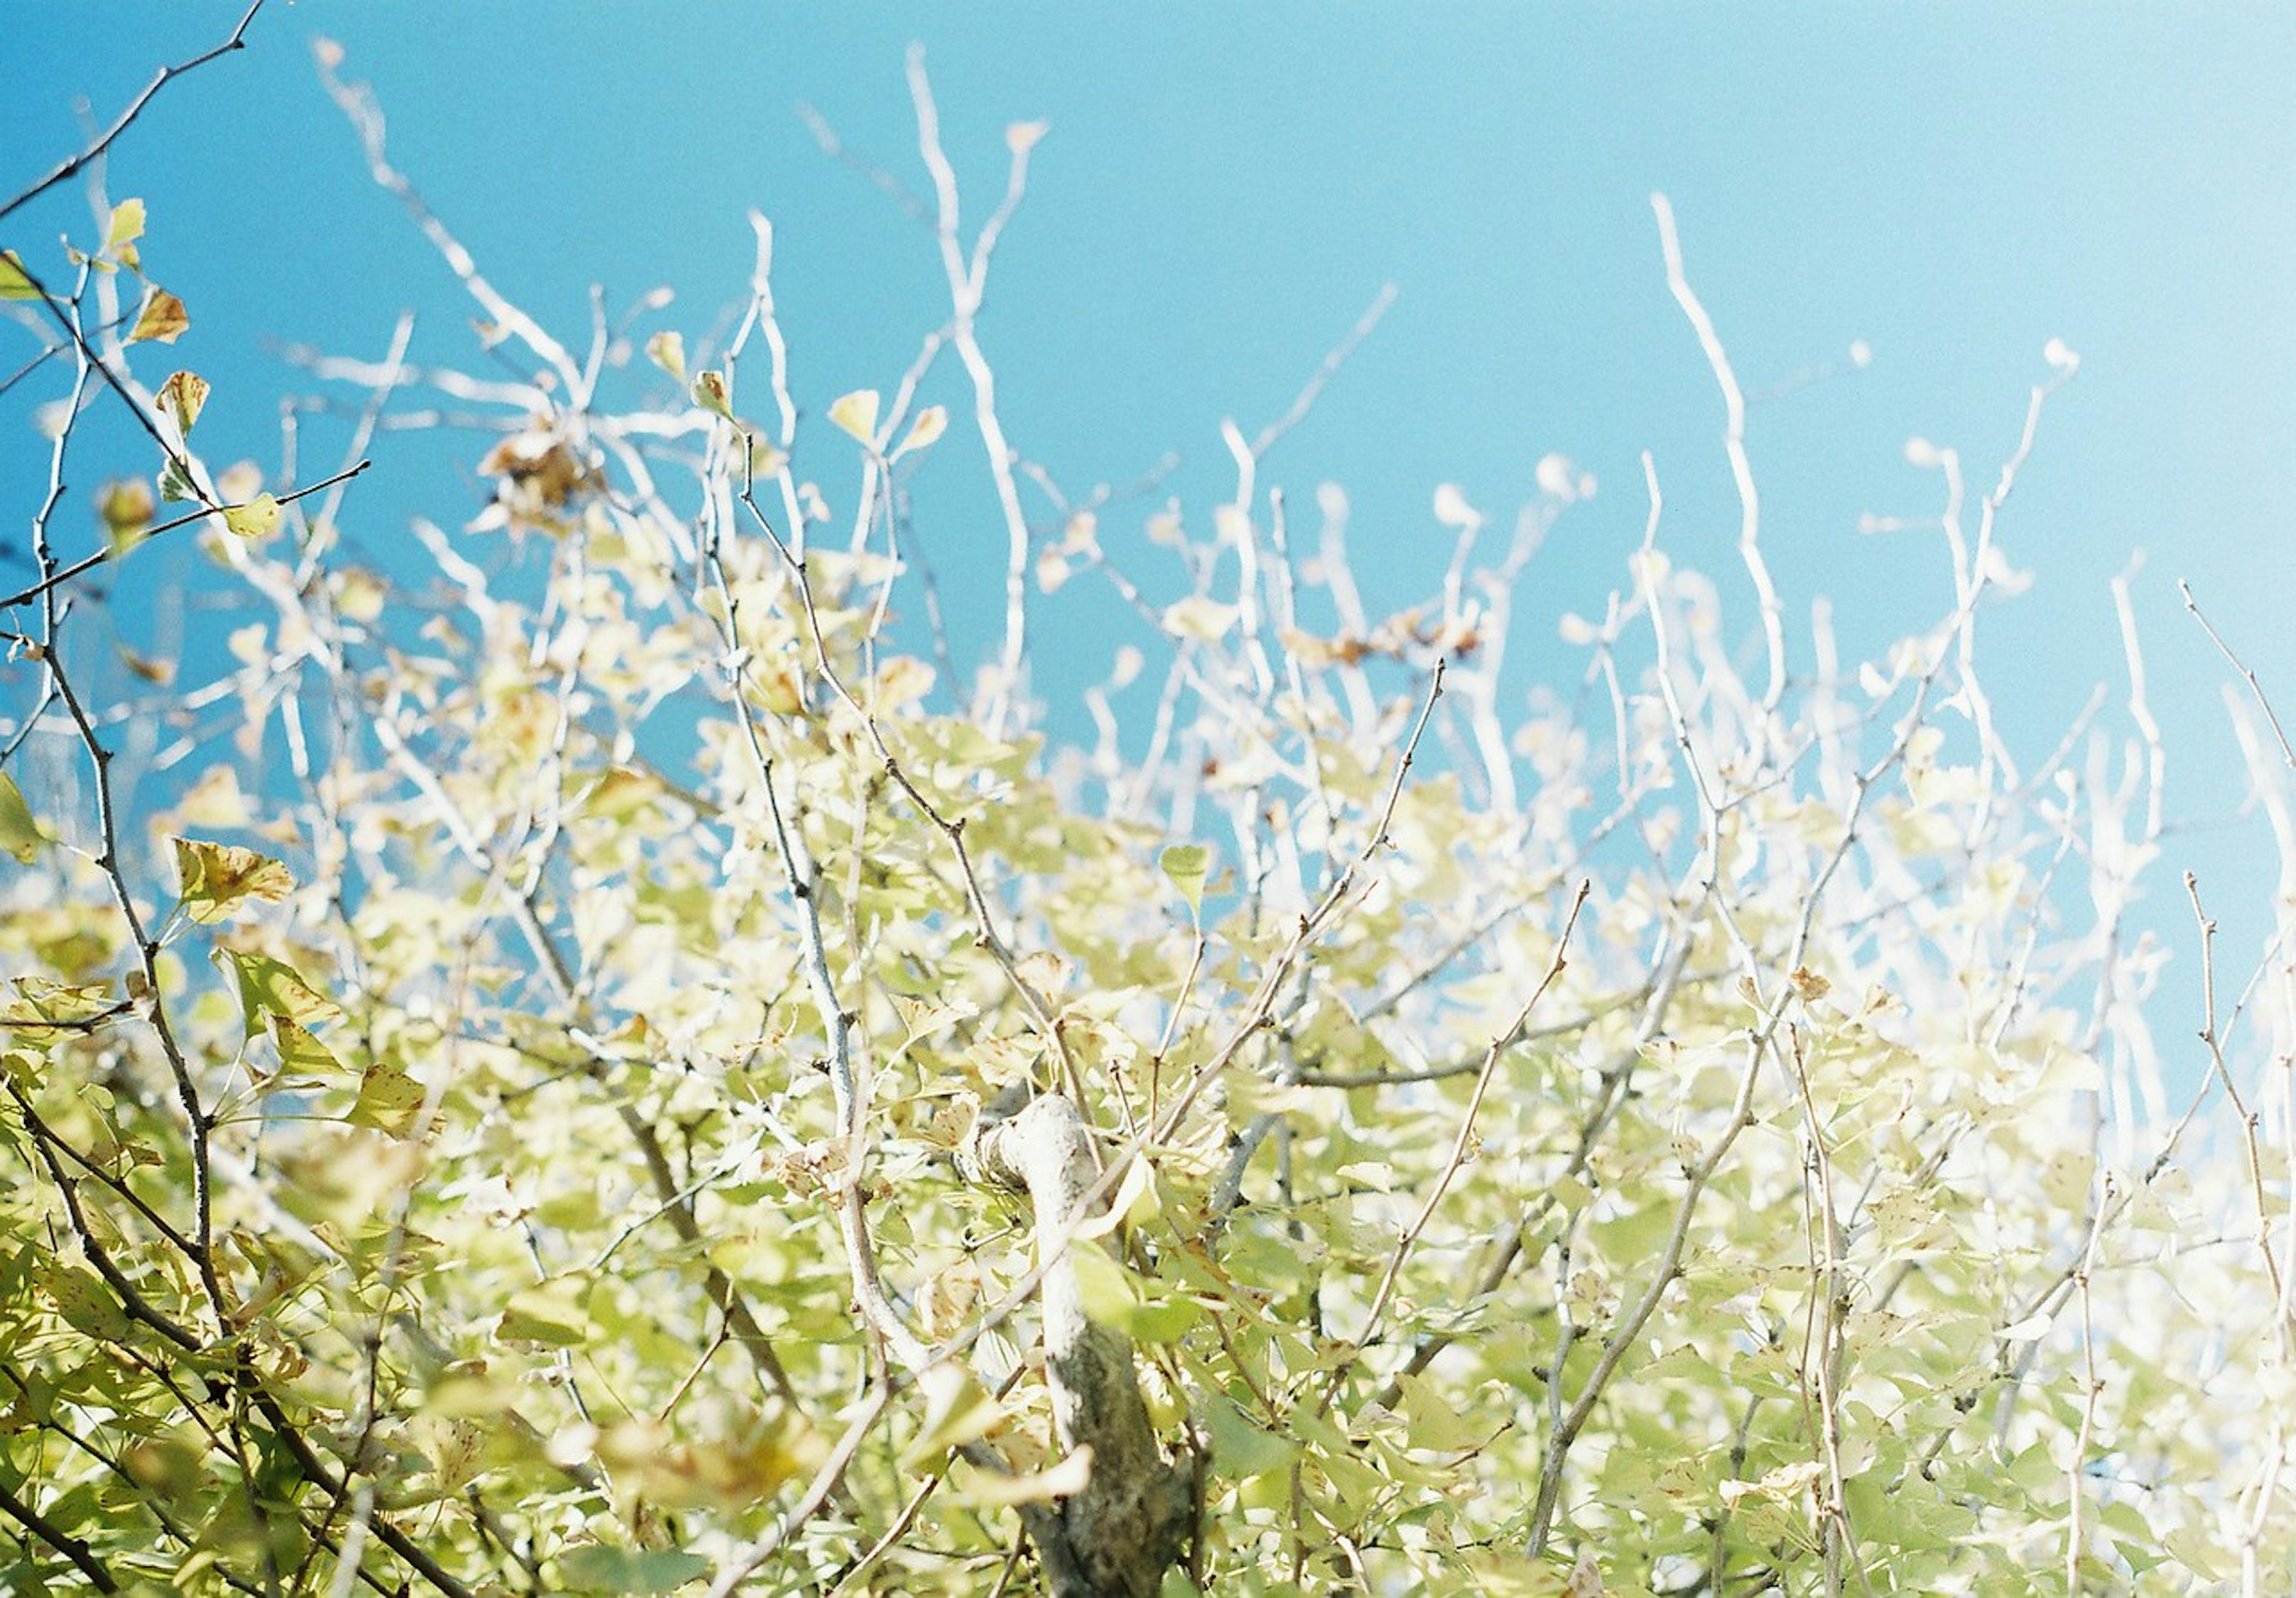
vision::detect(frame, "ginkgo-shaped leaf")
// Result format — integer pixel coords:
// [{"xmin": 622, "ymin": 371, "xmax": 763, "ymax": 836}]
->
[
  {"xmin": 219, "ymin": 948, "xmax": 341, "ymax": 1040},
  {"xmin": 267, "ymin": 1013, "xmax": 344, "ymax": 1083},
  {"xmin": 1159, "ymin": 843, "xmax": 1209, "ymax": 913},
  {"xmin": 827, "ymin": 388, "xmax": 880, "ymax": 445},
  {"xmin": 0, "ymin": 771, "xmax": 44, "ymax": 864},
  {"xmin": 106, "ymin": 197, "xmax": 145, "ymax": 265},
  {"xmin": 172, "ymin": 836, "xmax": 294, "ymax": 924},
  {"xmin": 645, "ymin": 329, "xmax": 685, "ymax": 380},
  {"xmin": 130, "ymin": 288, "xmax": 190, "ymax": 344},
  {"xmin": 157, "ymin": 458, "xmax": 199, "ymax": 505},
  {"xmin": 890, "ymin": 404, "xmax": 947, "ymax": 459},
  {"xmin": 350, "ymin": 1058, "xmax": 425, "ymax": 1136},
  {"xmin": 221, "ymin": 493, "xmax": 280, "ymax": 540},
  {"xmin": 1, "ymin": 977, "xmax": 119, "ymax": 1046},
  {"xmin": 157, "ymin": 370, "xmax": 208, "ymax": 435},
  {"xmin": 690, "ymin": 369, "xmax": 732, "ymax": 418}
]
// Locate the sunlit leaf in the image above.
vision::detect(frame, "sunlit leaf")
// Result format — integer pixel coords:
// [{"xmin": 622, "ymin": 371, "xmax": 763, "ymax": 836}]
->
[
  {"xmin": 157, "ymin": 457, "xmax": 199, "ymax": 504},
  {"xmin": 129, "ymin": 287, "xmax": 190, "ymax": 344},
  {"xmin": 1159, "ymin": 843, "xmax": 1208, "ymax": 912},
  {"xmin": 157, "ymin": 369, "xmax": 208, "ymax": 435},
  {"xmin": 906, "ymin": 1368, "xmax": 1005, "ymax": 1461},
  {"xmin": 106, "ymin": 196, "xmax": 146, "ymax": 257},
  {"xmin": 218, "ymin": 948, "xmax": 342, "ymax": 1039},
  {"xmin": 948, "ymin": 1446, "xmax": 1093, "ymax": 1509},
  {"xmin": 172, "ymin": 836, "xmax": 294, "ymax": 924},
  {"xmin": 690, "ymin": 368, "xmax": 732, "ymax": 418},
  {"xmin": 827, "ymin": 387, "xmax": 880, "ymax": 445},
  {"xmin": 1, "ymin": 978, "xmax": 118, "ymax": 1046},
  {"xmin": 499, "ymin": 1275, "xmax": 591, "ymax": 1348},
  {"xmin": 0, "ymin": 771, "xmax": 44, "ymax": 864},
  {"xmin": 267, "ymin": 1013, "xmax": 343, "ymax": 1083},
  {"xmin": 221, "ymin": 493, "xmax": 281, "ymax": 540},
  {"xmin": 0, "ymin": 250, "xmax": 38, "ymax": 300},
  {"xmin": 644, "ymin": 329, "xmax": 685, "ymax": 380},
  {"xmin": 890, "ymin": 403, "xmax": 947, "ymax": 459},
  {"xmin": 349, "ymin": 1058, "xmax": 426, "ymax": 1136}
]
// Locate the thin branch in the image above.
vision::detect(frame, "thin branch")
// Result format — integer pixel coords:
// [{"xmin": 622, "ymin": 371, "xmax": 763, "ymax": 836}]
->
[{"xmin": 0, "ymin": 1, "xmax": 264, "ymax": 224}]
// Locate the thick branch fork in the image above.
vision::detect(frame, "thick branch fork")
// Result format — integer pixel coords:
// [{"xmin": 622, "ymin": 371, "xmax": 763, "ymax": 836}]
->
[{"xmin": 965, "ymin": 1093, "xmax": 1189, "ymax": 1598}]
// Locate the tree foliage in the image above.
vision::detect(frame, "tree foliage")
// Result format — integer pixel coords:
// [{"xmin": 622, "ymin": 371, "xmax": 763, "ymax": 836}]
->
[{"xmin": 4, "ymin": 22, "xmax": 2295, "ymax": 1598}]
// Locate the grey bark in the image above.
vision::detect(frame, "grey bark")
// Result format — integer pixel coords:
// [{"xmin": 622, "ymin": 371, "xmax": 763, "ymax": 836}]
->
[{"xmin": 965, "ymin": 1092, "xmax": 1191, "ymax": 1598}]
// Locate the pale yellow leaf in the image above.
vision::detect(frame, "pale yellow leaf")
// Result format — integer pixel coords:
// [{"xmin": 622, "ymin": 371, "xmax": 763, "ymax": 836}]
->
[{"xmin": 827, "ymin": 389, "xmax": 880, "ymax": 445}]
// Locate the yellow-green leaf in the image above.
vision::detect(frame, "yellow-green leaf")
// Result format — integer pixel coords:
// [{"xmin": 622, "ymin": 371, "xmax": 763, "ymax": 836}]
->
[
  {"xmin": 218, "ymin": 948, "xmax": 341, "ymax": 1040},
  {"xmin": 0, "ymin": 771, "xmax": 44, "ymax": 864},
  {"xmin": 221, "ymin": 493, "xmax": 280, "ymax": 540},
  {"xmin": 0, "ymin": 250, "xmax": 38, "ymax": 301},
  {"xmin": 827, "ymin": 388, "xmax": 880, "ymax": 445},
  {"xmin": 350, "ymin": 1058, "xmax": 426, "ymax": 1136},
  {"xmin": 645, "ymin": 329, "xmax": 685, "ymax": 381},
  {"xmin": 172, "ymin": 836, "xmax": 294, "ymax": 924},
  {"xmin": 555, "ymin": 1546, "xmax": 710, "ymax": 1595},
  {"xmin": 157, "ymin": 369, "xmax": 208, "ymax": 435},
  {"xmin": 48, "ymin": 1266, "xmax": 132, "ymax": 1342},
  {"xmin": 267, "ymin": 1013, "xmax": 343, "ymax": 1081},
  {"xmin": 1, "ymin": 978, "xmax": 118, "ymax": 1046},
  {"xmin": 1159, "ymin": 843, "xmax": 1208, "ymax": 913},
  {"xmin": 499, "ymin": 1275, "xmax": 591, "ymax": 1348},
  {"xmin": 106, "ymin": 197, "xmax": 146, "ymax": 257},
  {"xmin": 130, "ymin": 288, "xmax": 190, "ymax": 344}
]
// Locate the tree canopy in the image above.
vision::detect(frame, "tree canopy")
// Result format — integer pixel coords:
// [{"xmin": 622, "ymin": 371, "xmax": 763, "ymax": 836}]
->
[{"xmin": 3, "ymin": 16, "xmax": 2294, "ymax": 1598}]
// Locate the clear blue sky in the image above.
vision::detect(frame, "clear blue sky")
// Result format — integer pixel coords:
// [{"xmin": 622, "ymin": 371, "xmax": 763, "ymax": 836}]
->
[{"xmin": 7, "ymin": 5, "xmax": 2293, "ymax": 1051}]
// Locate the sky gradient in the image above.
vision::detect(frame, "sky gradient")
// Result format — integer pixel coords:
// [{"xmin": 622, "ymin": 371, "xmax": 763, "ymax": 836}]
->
[{"xmin": 6, "ymin": 5, "xmax": 2293, "ymax": 1061}]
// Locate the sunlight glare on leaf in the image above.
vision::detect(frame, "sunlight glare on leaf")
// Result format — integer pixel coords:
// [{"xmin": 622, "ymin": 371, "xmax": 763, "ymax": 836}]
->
[
  {"xmin": 221, "ymin": 493, "xmax": 281, "ymax": 540},
  {"xmin": 828, "ymin": 388, "xmax": 881, "ymax": 446},
  {"xmin": 891, "ymin": 403, "xmax": 947, "ymax": 459}
]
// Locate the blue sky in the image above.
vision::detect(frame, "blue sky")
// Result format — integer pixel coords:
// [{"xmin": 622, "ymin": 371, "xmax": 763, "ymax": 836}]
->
[{"xmin": 5, "ymin": 5, "xmax": 2293, "ymax": 1048}]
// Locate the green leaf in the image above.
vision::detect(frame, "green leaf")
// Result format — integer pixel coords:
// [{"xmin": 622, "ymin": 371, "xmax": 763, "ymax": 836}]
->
[
  {"xmin": 1159, "ymin": 844, "xmax": 1209, "ymax": 913},
  {"xmin": 499, "ymin": 1275, "xmax": 592, "ymax": 1349},
  {"xmin": 1205, "ymin": 1398, "xmax": 1298, "ymax": 1480},
  {"xmin": 906, "ymin": 1368, "xmax": 1005, "ymax": 1461},
  {"xmin": 0, "ymin": 771, "xmax": 44, "ymax": 864},
  {"xmin": 1, "ymin": 979, "xmax": 120, "ymax": 1047},
  {"xmin": 0, "ymin": 250, "xmax": 38, "ymax": 300},
  {"xmin": 267, "ymin": 1013, "xmax": 343, "ymax": 1081},
  {"xmin": 217, "ymin": 948, "xmax": 341, "ymax": 1040},
  {"xmin": 47, "ymin": 1265, "xmax": 131, "ymax": 1341},
  {"xmin": 157, "ymin": 457, "xmax": 199, "ymax": 504},
  {"xmin": 556, "ymin": 1546, "xmax": 712, "ymax": 1595}
]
